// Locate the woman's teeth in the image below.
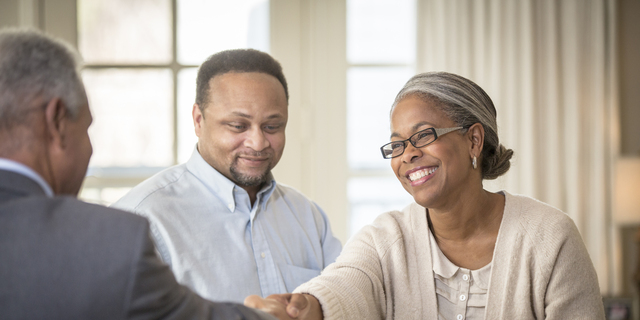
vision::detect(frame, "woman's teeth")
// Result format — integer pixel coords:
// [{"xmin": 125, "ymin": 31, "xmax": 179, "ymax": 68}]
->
[{"xmin": 409, "ymin": 167, "xmax": 438, "ymax": 181}]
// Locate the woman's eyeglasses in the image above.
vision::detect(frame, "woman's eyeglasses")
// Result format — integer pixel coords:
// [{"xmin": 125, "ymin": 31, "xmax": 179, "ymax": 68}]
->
[{"xmin": 380, "ymin": 126, "xmax": 464, "ymax": 159}]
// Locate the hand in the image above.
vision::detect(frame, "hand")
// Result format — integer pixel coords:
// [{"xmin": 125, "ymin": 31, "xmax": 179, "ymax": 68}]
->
[
  {"xmin": 245, "ymin": 294, "xmax": 291, "ymax": 319},
  {"xmin": 244, "ymin": 293, "xmax": 322, "ymax": 320}
]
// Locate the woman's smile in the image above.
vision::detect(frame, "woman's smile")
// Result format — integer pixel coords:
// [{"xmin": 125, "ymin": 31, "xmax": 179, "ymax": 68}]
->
[{"xmin": 405, "ymin": 166, "xmax": 438, "ymax": 186}]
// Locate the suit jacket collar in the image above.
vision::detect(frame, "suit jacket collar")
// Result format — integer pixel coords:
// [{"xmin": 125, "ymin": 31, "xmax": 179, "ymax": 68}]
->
[{"xmin": 0, "ymin": 169, "xmax": 48, "ymax": 198}]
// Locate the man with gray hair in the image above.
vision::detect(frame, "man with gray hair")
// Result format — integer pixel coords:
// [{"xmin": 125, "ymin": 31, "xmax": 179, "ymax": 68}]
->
[{"xmin": 0, "ymin": 28, "xmax": 275, "ymax": 320}]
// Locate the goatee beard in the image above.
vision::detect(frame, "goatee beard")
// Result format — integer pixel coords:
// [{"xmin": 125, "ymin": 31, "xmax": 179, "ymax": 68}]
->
[{"xmin": 229, "ymin": 156, "xmax": 271, "ymax": 187}]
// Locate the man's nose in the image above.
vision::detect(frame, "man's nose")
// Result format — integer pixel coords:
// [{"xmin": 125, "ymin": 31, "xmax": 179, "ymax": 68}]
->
[{"xmin": 244, "ymin": 127, "xmax": 270, "ymax": 151}]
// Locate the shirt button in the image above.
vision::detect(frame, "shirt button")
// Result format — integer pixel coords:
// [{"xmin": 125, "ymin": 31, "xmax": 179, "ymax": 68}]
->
[
  {"xmin": 261, "ymin": 252, "xmax": 266, "ymax": 258},
  {"xmin": 227, "ymin": 204, "xmax": 233, "ymax": 210},
  {"xmin": 462, "ymin": 274, "xmax": 469, "ymax": 281},
  {"xmin": 457, "ymin": 314, "xmax": 464, "ymax": 320},
  {"xmin": 460, "ymin": 294, "xmax": 466, "ymax": 301}
]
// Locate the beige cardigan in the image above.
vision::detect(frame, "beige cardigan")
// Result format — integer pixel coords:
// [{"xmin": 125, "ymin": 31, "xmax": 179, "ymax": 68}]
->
[{"xmin": 295, "ymin": 191, "xmax": 605, "ymax": 319}]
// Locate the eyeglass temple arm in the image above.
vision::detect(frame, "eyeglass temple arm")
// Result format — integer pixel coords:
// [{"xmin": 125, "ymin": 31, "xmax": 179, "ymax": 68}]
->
[{"xmin": 433, "ymin": 126, "xmax": 464, "ymax": 137}]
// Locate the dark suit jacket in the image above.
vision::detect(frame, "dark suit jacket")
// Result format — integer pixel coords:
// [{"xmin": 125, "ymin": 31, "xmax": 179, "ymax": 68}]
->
[{"xmin": 0, "ymin": 169, "xmax": 271, "ymax": 320}]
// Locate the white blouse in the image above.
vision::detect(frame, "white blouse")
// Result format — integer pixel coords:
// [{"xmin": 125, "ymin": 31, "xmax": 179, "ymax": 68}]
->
[{"xmin": 429, "ymin": 231, "xmax": 492, "ymax": 320}]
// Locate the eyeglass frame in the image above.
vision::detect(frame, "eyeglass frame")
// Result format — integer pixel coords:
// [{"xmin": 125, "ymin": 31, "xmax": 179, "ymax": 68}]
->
[{"xmin": 379, "ymin": 126, "xmax": 469, "ymax": 159}]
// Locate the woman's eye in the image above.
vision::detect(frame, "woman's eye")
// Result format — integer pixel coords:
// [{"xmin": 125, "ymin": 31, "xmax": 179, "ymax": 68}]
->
[{"xmin": 391, "ymin": 142, "xmax": 404, "ymax": 150}]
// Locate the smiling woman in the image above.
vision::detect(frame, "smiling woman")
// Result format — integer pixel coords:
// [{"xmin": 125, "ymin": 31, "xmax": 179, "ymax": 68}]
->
[{"xmin": 245, "ymin": 72, "xmax": 606, "ymax": 320}]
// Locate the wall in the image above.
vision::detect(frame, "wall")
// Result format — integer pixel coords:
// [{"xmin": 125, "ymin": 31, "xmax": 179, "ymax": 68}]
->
[
  {"xmin": 0, "ymin": 0, "xmax": 75, "ymax": 44},
  {"xmin": 619, "ymin": 0, "xmax": 640, "ymax": 155},
  {"xmin": 270, "ymin": 0, "xmax": 348, "ymax": 243},
  {"xmin": 0, "ymin": 0, "xmax": 19, "ymax": 27},
  {"xmin": 615, "ymin": 0, "xmax": 640, "ymax": 297}
]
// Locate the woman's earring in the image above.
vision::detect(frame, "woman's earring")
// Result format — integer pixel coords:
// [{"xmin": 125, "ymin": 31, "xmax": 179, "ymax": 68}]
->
[{"xmin": 472, "ymin": 156, "xmax": 477, "ymax": 169}]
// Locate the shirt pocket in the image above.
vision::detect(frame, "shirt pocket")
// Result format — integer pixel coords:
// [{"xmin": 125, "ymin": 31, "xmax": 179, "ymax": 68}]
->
[{"xmin": 279, "ymin": 263, "xmax": 321, "ymax": 292}]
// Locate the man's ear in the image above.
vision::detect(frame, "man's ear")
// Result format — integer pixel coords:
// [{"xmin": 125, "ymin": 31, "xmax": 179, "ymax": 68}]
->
[
  {"xmin": 43, "ymin": 97, "xmax": 68, "ymax": 149},
  {"xmin": 193, "ymin": 103, "xmax": 203, "ymax": 138},
  {"xmin": 467, "ymin": 123, "xmax": 485, "ymax": 158}
]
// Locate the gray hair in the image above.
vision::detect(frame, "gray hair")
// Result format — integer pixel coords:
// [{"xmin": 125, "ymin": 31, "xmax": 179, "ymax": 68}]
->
[
  {"xmin": 392, "ymin": 72, "xmax": 514, "ymax": 180},
  {"xmin": 0, "ymin": 28, "xmax": 85, "ymax": 130}
]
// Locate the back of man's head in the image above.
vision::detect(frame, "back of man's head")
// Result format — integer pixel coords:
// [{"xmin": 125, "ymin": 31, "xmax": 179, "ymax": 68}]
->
[
  {"xmin": 195, "ymin": 48, "xmax": 288, "ymax": 111},
  {"xmin": 0, "ymin": 29, "xmax": 85, "ymax": 134}
]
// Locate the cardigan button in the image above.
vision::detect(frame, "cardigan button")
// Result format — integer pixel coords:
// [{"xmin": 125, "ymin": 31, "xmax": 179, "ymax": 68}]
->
[
  {"xmin": 459, "ymin": 294, "xmax": 466, "ymax": 301},
  {"xmin": 457, "ymin": 314, "xmax": 464, "ymax": 320}
]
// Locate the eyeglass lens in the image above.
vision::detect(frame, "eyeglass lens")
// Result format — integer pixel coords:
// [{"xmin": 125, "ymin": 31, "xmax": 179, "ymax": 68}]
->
[{"xmin": 383, "ymin": 128, "xmax": 435, "ymax": 158}]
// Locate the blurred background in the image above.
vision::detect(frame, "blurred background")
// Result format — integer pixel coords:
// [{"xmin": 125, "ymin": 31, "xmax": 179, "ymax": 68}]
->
[{"xmin": 1, "ymin": 0, "xmax": 639, "ymax": 311}]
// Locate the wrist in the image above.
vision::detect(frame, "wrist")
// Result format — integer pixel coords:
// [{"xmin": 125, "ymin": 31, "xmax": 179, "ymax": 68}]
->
[{"xmin": 305, "ymin": 294, "xmax": 323, "ymax": 320}]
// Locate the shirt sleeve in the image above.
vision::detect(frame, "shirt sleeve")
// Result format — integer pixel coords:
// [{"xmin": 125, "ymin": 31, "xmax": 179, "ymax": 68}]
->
[{"xmin": 294, "ymin": 226, "xmax": 389, "ymax": 320}]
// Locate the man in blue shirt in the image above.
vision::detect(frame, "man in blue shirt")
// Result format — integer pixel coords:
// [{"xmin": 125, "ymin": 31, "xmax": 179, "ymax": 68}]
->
[{"xmin": 113, "ymin": 49, "xmax": 342, "ymax": 303}]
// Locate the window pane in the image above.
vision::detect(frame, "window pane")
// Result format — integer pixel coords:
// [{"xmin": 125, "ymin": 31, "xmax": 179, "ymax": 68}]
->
[
  {"xmin": 78, "ymin": 0, "xmax": 172, "ymax": 64},
  {"xmin": 83, "ymin": 69, "xmax": 174, "ymax": 167},
  {"xmin": 79, "ymin": 187, "xmax": 132, "ymax": 206},
  {"xmin": 177, "ymin": 0, "xmax": 270, "ymax": 65},
  {"xmin": 347, "ymin": 0, "xmax": 416, "ymax": 64},
  {"xmin": 348, "ymin": 176, "xmax": 414, "ymax": 237},
  {"xmin": 347, "ymin": 67, "xmax": 414, "ymax": 170},
  {"xmin": 177, "ymin": 68, "xmax": 199, "ymax": 163}
]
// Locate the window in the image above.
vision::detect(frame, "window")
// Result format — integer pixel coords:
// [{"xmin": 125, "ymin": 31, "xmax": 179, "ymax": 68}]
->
[
  {"xmin": 78, "ymin": 0, "xmax": 269, "ymax": 205},
  {"xmin": 346, "ymin": 0, "xmax": 416, "ymax": 236}
]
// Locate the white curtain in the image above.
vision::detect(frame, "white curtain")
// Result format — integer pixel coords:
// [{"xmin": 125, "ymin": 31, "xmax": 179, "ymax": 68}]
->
[{"xmin": 416, "ymin": 0, "xmax": 617, "ymax": 293}]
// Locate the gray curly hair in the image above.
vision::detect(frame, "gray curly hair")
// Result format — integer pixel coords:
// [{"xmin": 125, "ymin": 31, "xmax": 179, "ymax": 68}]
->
[
  {"xmin": 0, "ymin": 28, "xmax": 85, "ymax": 130},
  {"xmin": 392, "ymin": 72, "xmax": 513, "ymax": 180}
]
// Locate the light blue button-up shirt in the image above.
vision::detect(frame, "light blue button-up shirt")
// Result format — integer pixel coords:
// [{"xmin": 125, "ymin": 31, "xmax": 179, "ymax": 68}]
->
[{"xmin": 113, "ymin": 147, "xmax": 342, "ymax": 303}]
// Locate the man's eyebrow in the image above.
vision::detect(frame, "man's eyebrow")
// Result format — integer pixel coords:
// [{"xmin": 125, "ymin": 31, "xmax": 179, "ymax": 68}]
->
[
  {"xmin": 228, "ymin": 112, "xmax": 284, "ymax": 120},
  {"xmin": 389, "ymin": 121, "xmax": 435, "ymax": 139},
  {"xmin": 230, "ymin": 111, "xmax": 252, "ymax": 119},
  {"xmin": 266, "ymin": 114, "xmax": 284, "ymax": 120}
]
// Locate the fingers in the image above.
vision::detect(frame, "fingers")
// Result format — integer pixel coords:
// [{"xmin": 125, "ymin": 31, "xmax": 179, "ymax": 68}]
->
[
  {"xmin": 244, "ymin": 293, "xmax": 321, "ymax": 320},
  {"xmin": 266, "ymin": 293, "xmax": 293, "ymax": 306},
  {"xmin": 244, "ymin": 295, "xmax": 265, "ymax": 309},
  {"xmin": 286, "ymin": 294, "xmax": 310, "ymax": 318},
  {"xmin": 244, "ymin": 294, "xmax": 293, "ymax": 320}
]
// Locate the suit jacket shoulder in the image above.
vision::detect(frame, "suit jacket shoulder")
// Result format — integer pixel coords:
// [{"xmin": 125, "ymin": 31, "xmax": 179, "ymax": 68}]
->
[{"xmin": 0, "ymin": 172, "xmax": 273, "ymax": 320}]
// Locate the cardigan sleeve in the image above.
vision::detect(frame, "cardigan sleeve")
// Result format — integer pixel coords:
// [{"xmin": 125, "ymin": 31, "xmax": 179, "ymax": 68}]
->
[
  {"xmin": 294, "ymin": 220, "xmax": 400, "ymax": 320},
  {"xmin": 542, "ymin": 216, "xmax": 605, "ymax": 319}
]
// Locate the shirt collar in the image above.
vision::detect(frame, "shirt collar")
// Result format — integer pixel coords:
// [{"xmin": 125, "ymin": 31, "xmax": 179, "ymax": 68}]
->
[
  {"xmin": 429, "ymin": 228, "xmax": 458, "ymax": 279},
  {"xmin": 257, "ymin": 175, "xmax": 277, "ymax": 210},
  {"xmin": 471, "ymin": 261, "xmax": 492, "ymax": 289},
  {"xmin": 0, "ymin": 158, "xmax": 54, "ymax": 197},
  {"xmin": 429, "ymin": 223, "xmax": 492, "ymax": 289},
  {"xmin": 185, "ymin": 146, "xmax": 277, "ymax": 212}
]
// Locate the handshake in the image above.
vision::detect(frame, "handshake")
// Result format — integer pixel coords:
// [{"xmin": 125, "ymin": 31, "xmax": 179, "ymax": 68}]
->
[{"xmin": 245, "ymin": 293, "xmax": 323, "ymax": 320}]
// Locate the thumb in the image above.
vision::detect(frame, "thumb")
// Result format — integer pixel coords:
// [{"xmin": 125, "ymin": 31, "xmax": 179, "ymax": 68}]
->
[{"xmin": 286, "ymin": 294, "xmax": 309, "ymax": 318}]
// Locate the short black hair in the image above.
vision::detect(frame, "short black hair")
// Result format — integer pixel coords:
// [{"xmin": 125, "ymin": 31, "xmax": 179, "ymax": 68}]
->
[{"xmin": 195, "ymin": 49, "xmax": 288, "ymax": 109}]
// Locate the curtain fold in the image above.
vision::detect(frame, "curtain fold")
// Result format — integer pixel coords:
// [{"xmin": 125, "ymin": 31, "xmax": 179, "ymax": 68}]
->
[{"xmin": 416, "ymin": 0, "xmax": 616, "ymax": 293}]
